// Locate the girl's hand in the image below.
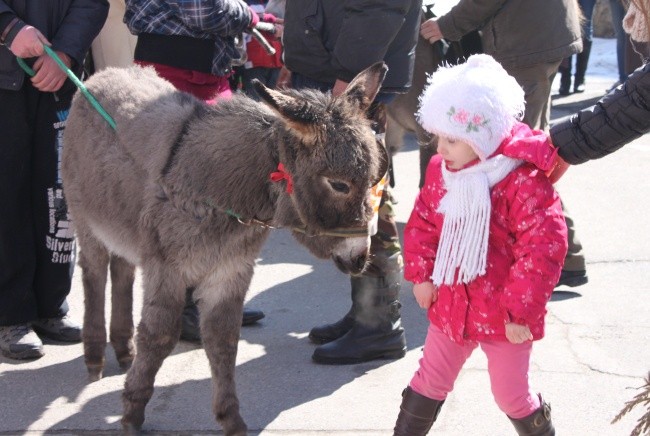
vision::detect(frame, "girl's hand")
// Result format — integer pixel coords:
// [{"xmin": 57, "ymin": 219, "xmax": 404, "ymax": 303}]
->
[
  {"xmin": 413, "ymin": 282, "xmax": 438, "ymax": 309},
  {"xmin": 505, "ymin": 323, "xmax": 533, "ymax": 344},
  {"xmin": 420, "ymin": 18, "xmax": 443, "ymax": 44}
]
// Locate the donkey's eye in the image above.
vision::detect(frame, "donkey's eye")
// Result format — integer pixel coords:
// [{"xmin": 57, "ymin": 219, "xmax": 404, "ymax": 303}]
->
[{"xmin": 328, "ymin": 180, "xmax": 350, "ymax": 194}]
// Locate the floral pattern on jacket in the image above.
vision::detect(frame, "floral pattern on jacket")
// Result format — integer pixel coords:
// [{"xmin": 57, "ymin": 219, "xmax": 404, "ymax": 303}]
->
[{"xmin": 404, "ymin": 123, "xmax": 568, "ymax": 344}]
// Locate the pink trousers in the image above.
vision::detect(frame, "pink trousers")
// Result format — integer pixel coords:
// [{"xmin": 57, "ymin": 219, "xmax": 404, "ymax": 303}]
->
[{"xmin": 409, "ymin": 324, "xmax": 541, "ymax": 419}]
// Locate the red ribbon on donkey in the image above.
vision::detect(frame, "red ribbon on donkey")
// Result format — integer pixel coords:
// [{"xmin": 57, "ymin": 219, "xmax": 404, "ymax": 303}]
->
[{"xmin": 270, "ymin": 163, "xmax": 294, "ymax": 194}]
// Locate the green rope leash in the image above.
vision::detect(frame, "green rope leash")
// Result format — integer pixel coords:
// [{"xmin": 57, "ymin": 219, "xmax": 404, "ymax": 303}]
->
[{"xmin": 17, "ymin": 44, "xmax": 117, "ymax": 131}]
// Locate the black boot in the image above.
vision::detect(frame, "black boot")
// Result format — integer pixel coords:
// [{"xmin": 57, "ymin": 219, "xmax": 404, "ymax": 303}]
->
[
  {"xmin": 394, "ymin": 386, "xmax": 444, "ymax": 436},
  {"xmin": 308, "ymin": 282, "xmax": 360, "ymax": 344},
  {"xmin": 180, "ymin": 290, "xmax": 265, "ymax": 343},
  {"xmin": 558, "ymin": 58, "xmax": 572, "ymax": 96},
  {"xmin": 311, "ymin": 260, "xmax": 407, "ymax": 364},
  {"xmin": 574, "ymin": 39, "xmax": 592, "ymax": 93},
  {"xmin": 508, "ymin": 394, "xmax": 555, "ymax": 436},
  {"xmin": 180, "ymin": 290, "xmax": 202, "ymax": 343}
]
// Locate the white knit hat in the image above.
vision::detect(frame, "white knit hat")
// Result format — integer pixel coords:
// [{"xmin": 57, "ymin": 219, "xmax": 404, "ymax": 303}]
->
[{"xmin": 417, "ymin": 54, "xmax": 525, "ymax": 161}]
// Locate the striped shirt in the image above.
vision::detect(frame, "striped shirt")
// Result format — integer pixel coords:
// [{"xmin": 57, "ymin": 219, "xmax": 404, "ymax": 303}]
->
[{"xmin": 124, "ymin": 0, "xmax": 254, "ymax": 76}]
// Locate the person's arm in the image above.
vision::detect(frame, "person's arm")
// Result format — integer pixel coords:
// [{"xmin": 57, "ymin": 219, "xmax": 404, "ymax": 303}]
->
[
  {"xmin": 500, "ymin": 170, "xmax": 567, "ymax": 328},
  {"xmin": 434, "ymin": 0, "xmax": 507, "ymax": 42},
  {"xmin": 0, "ymin": 12, "xmax": 49, "ymax": 59},
  {"xmin": 331, "ymin": 0, "xmax": 412, "ymax": 84},
  {"xmin": 0, "ymin": 6, "xmax": 29, "ymax": 51},
  {"xmin": 49, "ymin": 0, "xmax": 109, "ymax": 68},
  {"xmin": 172, "ymin": 0, "xmax": 257, "ymax": 38},
  {"xmin": 550, "ymin": 62, "xmax": 650, "ymax": 165}
]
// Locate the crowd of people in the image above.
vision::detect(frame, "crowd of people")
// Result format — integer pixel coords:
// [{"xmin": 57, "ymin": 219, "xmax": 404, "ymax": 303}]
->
[{"xmin": 1, "ymin": 0, "xmax": 649, "ymax": 434}]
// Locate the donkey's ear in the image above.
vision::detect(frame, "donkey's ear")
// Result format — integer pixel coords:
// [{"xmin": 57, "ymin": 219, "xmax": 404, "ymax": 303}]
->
[
  {"xmin": 253, "ymin": 80, "xmax": 319, "ymax": 142},
  {"xmin": 372, "ymin": 142, "xmax": 390, "ymax": 187},
  {"xmin": 340, "ymin": 62, "xmax": 388, "ymax": 112}
]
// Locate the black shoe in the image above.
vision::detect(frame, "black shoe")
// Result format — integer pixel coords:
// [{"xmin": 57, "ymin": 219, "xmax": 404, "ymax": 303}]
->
[
  {"xmin": 555, "ymin": 270, "xmax": 588, "ymax": 288},
  {"xmin": 308, "ymin": 312, "xmax": 355, "ymax": 344},
  {"xmin": 0, "ymin": 324, "xmax": 44, "ymax": 360},
  {"xmin": 242, "ymin": 308, "xmax": 265, "ymax": 326},
  {"xmin": 180, "ymin": 305, "xmax": 265, "ymax": 343},
  {"xmin": 32, "ymin": 315, "xmax": 82, "ymax": 342},
  {"xmin": 312, "ymin": 322, "xmax": 406, "ymax": 365},
  {"xmin": 574, "ymin": 82, "xmax": 585, "ymax": 93},
  {"xmin": 558, "ymin": 84, "xmax": 571, "ymax": 96}
]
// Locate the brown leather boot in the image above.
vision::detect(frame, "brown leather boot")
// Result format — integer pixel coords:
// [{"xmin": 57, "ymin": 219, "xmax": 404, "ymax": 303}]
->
[
  {"xmin": 393, "ymin": 386, "xmax": 444, "ymax": 436},
  {"xmin": 508, "ymin": 394, "xmax": 555, "ymax": 436}
]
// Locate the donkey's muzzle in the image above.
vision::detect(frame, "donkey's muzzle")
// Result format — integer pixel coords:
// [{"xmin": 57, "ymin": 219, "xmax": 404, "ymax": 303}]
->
[
  {"xmin": 331, "ymin": 235, "xmax": 371, "ymax": 275},
  {"xmin": 333, "ymin": 252, "xmax": 369, "ymax": 275}
]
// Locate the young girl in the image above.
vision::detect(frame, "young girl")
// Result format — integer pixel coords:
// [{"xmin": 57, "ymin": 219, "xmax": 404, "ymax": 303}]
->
[{"xmin": 393, "ymin": 54, "xmax": 568, "ymax": 435}]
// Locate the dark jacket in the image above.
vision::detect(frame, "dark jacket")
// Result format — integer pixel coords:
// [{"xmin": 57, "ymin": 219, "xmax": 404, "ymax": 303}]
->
[
  {"xmin": 550, "ymin": 62, "xmax": 650, "ymax": 165},
  {"xmin": 0, "ymin": 0, "xmax": 108, "ymax": 91},
  {"xmin": 436, "ymin": 0, "xmax": 582, "ymax": 69},
  {"xmin": 283, "ymin": 0, "xmax": 422, "ymax": 93}
]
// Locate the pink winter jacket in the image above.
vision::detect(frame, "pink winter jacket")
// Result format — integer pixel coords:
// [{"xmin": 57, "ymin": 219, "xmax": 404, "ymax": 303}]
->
[{"xmin": 404, "ymin": 123, "xmax": 568, "ymax": 344}]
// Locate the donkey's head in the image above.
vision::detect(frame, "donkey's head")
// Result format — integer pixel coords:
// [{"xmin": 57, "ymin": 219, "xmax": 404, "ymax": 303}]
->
[{"xmin": 254, "ymin": 63, "xmax": 389, "ymax": 275}]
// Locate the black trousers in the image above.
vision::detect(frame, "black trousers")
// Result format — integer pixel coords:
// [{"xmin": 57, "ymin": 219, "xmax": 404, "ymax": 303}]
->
[{"xmin": 0, "ymin": 83, "xmax": 75, "ymax": 326}]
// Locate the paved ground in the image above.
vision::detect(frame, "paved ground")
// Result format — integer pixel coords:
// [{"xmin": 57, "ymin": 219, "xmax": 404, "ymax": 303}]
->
[{"xmin": 1, "ymin": 69, "xmax": 649, "ymax": 435}]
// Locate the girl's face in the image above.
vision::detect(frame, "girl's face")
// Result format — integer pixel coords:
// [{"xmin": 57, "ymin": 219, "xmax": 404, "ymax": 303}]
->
[{"xmin": 436, "ymin": 136, "xmax": 479, "ymax": 169}]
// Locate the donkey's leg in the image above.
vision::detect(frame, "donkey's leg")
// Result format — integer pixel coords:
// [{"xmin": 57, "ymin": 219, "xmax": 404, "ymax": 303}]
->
[
  {"xmin": 76, "ymin": 226, "xmax": 110, "ymax": 382},
  {"xmin": 196, "ymin": 261, "xmax": 252, "ymax": 436},
  {"xmin": 109, "ymin": 254, "xmax": 136, "ymax": 371},
  {"xmin": 121, "ymin": 259, "xmax": 185, "ymax": 431}
]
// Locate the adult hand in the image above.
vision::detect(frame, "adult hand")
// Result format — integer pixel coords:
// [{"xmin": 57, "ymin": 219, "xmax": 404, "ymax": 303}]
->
[
  {"xmin": 332, "ymin": 79, "xmax": 349, "ymax": 97},
  {"xmin": 276, "ymin": 65, "xmax": 292, "ymax": 89},
  {"xmin": 413, "ymin": 281, "xmax": 438, "ymax": 309},
  {"xmin": 9, "ymin": 25, "xmax": 50, "ymax": 58},
  {"xmin": 546, "ymin": 154, "xmax": 571, "ymax": 184},
  {"xmin": 31, "ymin": 51, "xmax": 71, "ymax": 92},
  {"xmin": 273, "ymin": 23, "xmax": 284, "ymax": 39},
  {"xmin": 505, "ymin": 323, "xmax": 533, "ymax": 344},
  {"xmin": 420, "ymin": 18, "xmax": 443, "ymax": 44}
]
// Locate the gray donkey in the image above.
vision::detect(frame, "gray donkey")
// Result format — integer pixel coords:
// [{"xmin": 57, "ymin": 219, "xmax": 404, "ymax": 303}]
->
[{"xmin": 62, "ymin": 63, "xmax": 388, "ymax": 434}]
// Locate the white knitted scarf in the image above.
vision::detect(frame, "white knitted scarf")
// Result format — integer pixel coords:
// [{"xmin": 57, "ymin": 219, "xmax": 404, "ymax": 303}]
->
[{"xmin": 432, "ymin": 154, "xmax": 522, "ymax": 286}]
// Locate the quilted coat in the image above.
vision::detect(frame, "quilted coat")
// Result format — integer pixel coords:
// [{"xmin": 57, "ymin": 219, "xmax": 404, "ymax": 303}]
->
[
  {"xmin": 551, "ymin": 62, "xmax": 650, "ymax": 165},
  {"xmin": 404, "ymin": 123, "xmax": 568, "ymax": 344}
]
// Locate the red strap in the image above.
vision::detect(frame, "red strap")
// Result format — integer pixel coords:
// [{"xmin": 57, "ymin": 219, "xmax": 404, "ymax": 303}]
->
[{"xmin": 270, "ymin": 163, "xmax": 293, "ymax": 194}]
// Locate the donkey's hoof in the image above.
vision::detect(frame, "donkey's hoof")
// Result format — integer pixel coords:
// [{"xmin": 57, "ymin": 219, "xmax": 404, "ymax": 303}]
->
[
  {"xmin": 112, "ymin": 338, "xmax": 135, "ymax": 370},
  {"xmin": 118, "ymin": 358, "xmax": 133, "ymax": 371},
  {"xmin": 122, "ymin": 422, "xmax": 142, "ymax": 435},
  {"xmin": 220, "ymin": 416, "xmax": 247, "ymax": 436},
  {"xmin": 122, "ymin": 400, "xmax": 146, "ymax": 432},
  {"xmin": 87, "ymin": 365, "xmax": 104, "ymax": 382}
]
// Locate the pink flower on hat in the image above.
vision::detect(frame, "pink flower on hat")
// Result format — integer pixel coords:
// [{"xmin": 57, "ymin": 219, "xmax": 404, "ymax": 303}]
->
[
  {"xmin": 453, "ymin": 108, "xmax": 469, "ymax": 124},
  {"xmin": 448, "ymin": 107, "xmax": 491, "ymax": 136}
]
